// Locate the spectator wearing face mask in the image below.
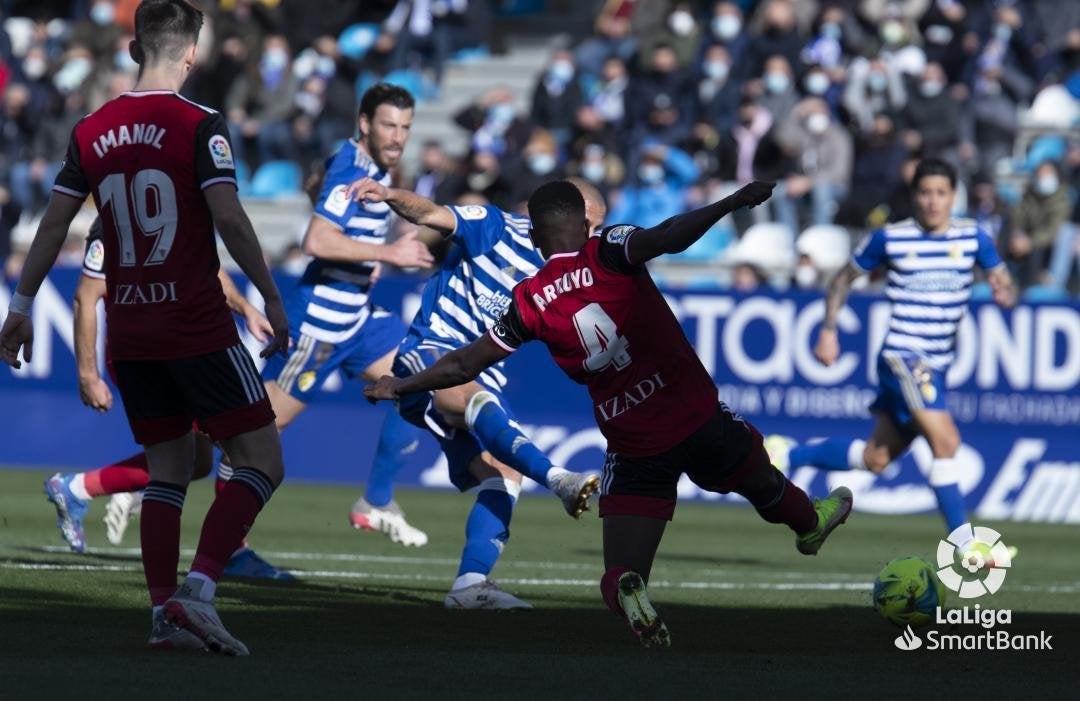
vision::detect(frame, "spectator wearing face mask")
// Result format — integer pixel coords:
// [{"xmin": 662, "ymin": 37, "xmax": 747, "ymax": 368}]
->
[
  {"xmin": 454, "ymin": 87, "xmax": 534, "ymax": 161},
  {"xmin": 571, "ymin": 141, "xmax": 624, "ymax": 201},
  {"xmin": 1008, "ymin": 161, "xmax": 1072, "ymax": 289},
  {"xmin": 842, "ymin": 55, "xmax": 907, "ymax": 134},
  {"xmin": 510, "ymin": 129, "xmax": 565, "ymax": 210},
  {"xmin": 69, "ymin": 0, "xmax": 124, "ymax": 62},
  {"xmin": 773, "ymin": 97, "xmax": 853, "ymax": 232},
  {"xmin": 606, "ymin": 143, "xmax": 699, "ymax": 228},
  {"xmin": 900, "ymin": 62, "xmax": 963, "ymax": 158},
  {"xmin": 638, "ymin": 3, "xmax": 703, "ymax": 72},
  {"xmin": 627, "ymin": 44, "xmax": 690, "ymax": 129},
  {"xmin": 695, "ymin": 44, "xmax": 741, "ymax": 133},
  {"xmin": 18, "ymin": 45, "xmax": 61, "ymax": 115},
  {"xmin": 918, "ymin": 0, "xmax": 970, "ymax": 82},
  {"xmin": 225, "ymin": 34, "xmax": 301, "ymax": 169},
  {"xmin": 531, "ymin": 49, "xmax": 584, "ymax": 150},
  {"xmin": 799, "ymin": 63, "xmax": 842, "ymax": 115},
  {"xmin": 753, "ymin": 54, "xmax": 799, "ymax": 123},
  {"xmin": 801, "ymin": 5, "xmax": 860, "ymax": 74},
  {"xmin": 966, "ymin": 3, "xmax": 1039, "ymax": 84},
  {"xmin": 704, "ymin": 2, "xmax": 749, "ymax": 73},
  {"xmin": 743, "ymin": 0, "xmax": 804, "ymax": 81},
  {"xmin": 836, "ymin": 114, "xmax": 907, "ymax": 227},
  {"xmin": 573, "ymin": 0, "xmax": 641, "ymax": 76},
  {"xmin": 588, "ymin": 56, "xmax": 629, "ymax": 129}
]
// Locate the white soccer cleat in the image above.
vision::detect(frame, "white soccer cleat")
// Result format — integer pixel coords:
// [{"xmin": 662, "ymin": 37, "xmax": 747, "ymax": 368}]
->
[
  {"xmin": 147, "ymin": 608, "xmax": 206, "ymax": 652},
  {"xmin": 104, "ymin": 491, "xmax": 143, "ymax": 546},
  {"xmin": 164, "ymin": 594, "xmax": 250, "ymax": 657},
  {"xmin": 548, "ymin": 470, "xmax": 600, "ymax": 519},
  {"xmin": 444, "ymin": 580, "xmax": 533, "ymax": 610},
  {"xmin": 349, "ymin": 497, "xmax": 429, "ymax": 547},
  {"xmin": 763, "ymin": 434, "xmax": 797, "ymax": 474}
]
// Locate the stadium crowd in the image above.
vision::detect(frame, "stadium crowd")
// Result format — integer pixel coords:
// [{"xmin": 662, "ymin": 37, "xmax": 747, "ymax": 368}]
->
[{"xmin": 0, "ymin": 0, "xmax": 1077, "ymax": 295}]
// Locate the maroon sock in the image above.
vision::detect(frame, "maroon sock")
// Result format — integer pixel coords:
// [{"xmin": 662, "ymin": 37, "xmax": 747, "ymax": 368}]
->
[
  {"xmin": 214, "ymin": 476, "xmax": 227, "ymax": 497},
  {"xmin": 600, "ymin": 566, "xmax": 630, "ymax": 617},
  {"xmin": 756, "ymin": 478, "xmax": 818, "ymax": 533},
  {"xmin": 190, "ymin": 468, "xmax": 275, "ymax": 581},
  {"xmin": 84, "ymin": 452, "xmax": 150, "ymax": 496},
  {"xmin": 141, "ymin": 481, "xmax": 186, "ymax": 606}
]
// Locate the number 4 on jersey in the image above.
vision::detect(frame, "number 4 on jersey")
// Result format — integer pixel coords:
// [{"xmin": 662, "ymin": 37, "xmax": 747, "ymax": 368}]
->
[{"xmin": 573, "ymin": 302, "xmax": 631, "ymax": 372}]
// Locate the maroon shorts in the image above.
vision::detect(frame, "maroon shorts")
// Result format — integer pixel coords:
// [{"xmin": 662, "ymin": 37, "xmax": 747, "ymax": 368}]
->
[
  {"xmin": 598, "ymin": 405, "xmax": 767, "ymax": 521},
  {"xmin": 112, "ymin": 343, "xmax": 274, "ymax": 445}
]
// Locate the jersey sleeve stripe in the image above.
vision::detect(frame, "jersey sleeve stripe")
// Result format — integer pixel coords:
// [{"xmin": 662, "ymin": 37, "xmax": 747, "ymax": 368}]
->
[
  {"xmin": 52, "ymin": 184, "xmax": 88, "ymax": 198},
  {"xmin": 200, "ymin": 176, "xmax": 237, "ymax": 190},
  {"xmin": 487, "ymin": 328, "xmax": 517, "ymax": 353},
  {"xmin": 81, "ymin": 269, "xmax": 105, "ymax": 280}
]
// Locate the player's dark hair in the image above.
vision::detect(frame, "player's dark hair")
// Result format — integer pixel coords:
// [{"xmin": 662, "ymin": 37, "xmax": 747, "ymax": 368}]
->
[
  {"xmin": 528, "ymin": 180, "xmax": 586, "ymax": 233},
  {"xmin": 359, "ymin": 83, "xmax": 416, "ymax": 120},
  {"xmin": 912, "ymin": 157, "xmax": 957, "ymax": 190},
  {"xmin": 132, "ymin": 0, "xmax": 203, "ymax": 65}
]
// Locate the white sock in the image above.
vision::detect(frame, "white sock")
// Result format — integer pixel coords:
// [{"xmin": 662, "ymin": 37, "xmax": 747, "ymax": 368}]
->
[
  {"xmin": 69, "ymin": 473, "xmax": 92, "ymax": 501},
  {"xmin": 545, "ymin": 465, "xmax": 571, "ymax": 488},
  {"xmin": 847, "ymin": 440, "xmax": 869, "ymax": 471},
  {"xmin": 452, "ymin": 572, "xmax": 487, "ymax": 590},
  {"xmin": 927, "ymin": 457, "xmax": 958, "ymax": 487},
  {"xmin": 185, "ymin": 571, "xmax": 216, "ymax": 602},
  {"xmin": 152, "ymin": 605, "xmax": 163, "ymax": 621}
]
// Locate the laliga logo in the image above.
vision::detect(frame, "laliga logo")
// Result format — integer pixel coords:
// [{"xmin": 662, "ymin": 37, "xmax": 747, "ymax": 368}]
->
[
  {"xmin": 894, "ymin": 625, "xmax": 923, "ymax": 651},
  {"xmin": 936, "ymin": 523, "xmax": 1012, "ymax": 599}
]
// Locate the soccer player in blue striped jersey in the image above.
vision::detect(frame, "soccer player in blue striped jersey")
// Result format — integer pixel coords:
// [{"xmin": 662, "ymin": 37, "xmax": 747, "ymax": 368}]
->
[
  {"xmin": 259, "ymin": 84, "xmax": 433, "ymax": 547},
  {"xmin": 781, "ymin": 159, "xmax": 1016, "ymax": 543},
  {"xmin": 346, "ymin": 176, "xmax": 603, "ymax": 609}
]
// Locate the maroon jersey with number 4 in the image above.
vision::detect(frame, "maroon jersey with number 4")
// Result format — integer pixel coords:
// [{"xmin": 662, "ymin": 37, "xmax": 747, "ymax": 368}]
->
[
  {"xmin": 53, "ymin": 90, "xmax": 240, "ymax": 360},
  {"xmin": 489, "ymin": 226, "xmax": 718, "ymax": 456}
]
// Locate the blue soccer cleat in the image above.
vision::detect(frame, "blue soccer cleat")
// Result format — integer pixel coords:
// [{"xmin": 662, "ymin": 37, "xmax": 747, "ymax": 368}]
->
[
  {"xmin": 222, "ymin": 547, "xmax": 296, "ymax": 581},
  {"xmin": 44, "ymin": 473, "xmax": 89, "ymax": 553}
]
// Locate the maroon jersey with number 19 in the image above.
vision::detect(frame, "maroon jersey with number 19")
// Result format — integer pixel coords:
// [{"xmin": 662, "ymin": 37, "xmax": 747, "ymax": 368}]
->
[
  {"xmin": 489, "ymin": 226, "xmax": 718, "ymax": 457},
  {"xmin": 52, "ymin": 90, "xmax": 240, "ymax": 361}
]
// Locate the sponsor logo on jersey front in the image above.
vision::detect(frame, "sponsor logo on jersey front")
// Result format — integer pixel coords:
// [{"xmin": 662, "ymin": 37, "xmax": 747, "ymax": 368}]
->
[
  {"xmin": 477, "ymin": 290, "xmax": 513, "ymax": 317},
  {"xmin": 324, "ymin": 185, "xmax": 351, "ymax": 217},
  {"xmin": 208, "ymin": 134, "xmax": 234, "ymax": 169},
  {"xmin": 113, "ymin": 282, "xmax": 178, "ymax": 305},
  {"xmin": 84, "ymin": 239, "xmax": 105, "ymax": 272},
  {"xmin": 595, "ymin": 372, "xmax": 667, "ymax": 422}
]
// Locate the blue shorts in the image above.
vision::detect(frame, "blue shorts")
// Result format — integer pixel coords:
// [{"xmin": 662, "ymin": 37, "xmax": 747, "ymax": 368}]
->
[
  {"xmin": 394, "ymin": 341, "xmax": 511, "ymax": 492},
  {"xmin": 262, "ymin": 307, "xmax": 406, "ymax": 402},
  {"xmin": 870, "ymin": 353, "xmax": 947, "ymax": 435}
]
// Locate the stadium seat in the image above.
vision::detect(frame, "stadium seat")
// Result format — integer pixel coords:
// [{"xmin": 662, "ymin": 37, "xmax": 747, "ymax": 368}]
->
[
  {"xmin": 1023, "ymin": 285, "xmax": 1067, "ymax": 302},
  {"xmin": 969, "ymin": 281, "xmax": 992, "ymax": 300},
  {"xmin": 338, "ymin": 23, "xmax": 380, "ymax": 60},
  {"xmin": 796, "ymin": 225, "xmax": 850, "ymax": 275},
  {"xmin": 727, "ymin": 222, "xmax": 796, "ymax": 274},
  {"xmin": 250, "ymin": 160, "xmax": 303, "ymax": 198}
]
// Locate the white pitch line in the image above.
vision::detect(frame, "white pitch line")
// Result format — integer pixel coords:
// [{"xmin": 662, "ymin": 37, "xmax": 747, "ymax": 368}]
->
[{"xmin": 5, "ymin": 562, "xmax": 1080, "ymax": 594}]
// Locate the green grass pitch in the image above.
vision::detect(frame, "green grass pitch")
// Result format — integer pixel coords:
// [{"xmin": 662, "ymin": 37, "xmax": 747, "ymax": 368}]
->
[{"xmin": 1, "ymin": 468, "xmax": 1077, "ymax": 697}]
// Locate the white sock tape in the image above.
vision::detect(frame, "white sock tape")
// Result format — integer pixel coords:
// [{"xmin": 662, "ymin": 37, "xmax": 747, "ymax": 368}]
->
[
  {"xmin": 928, "ymin": 457, "xmax": 959, "ymax": 487},
  {"xmin": 478, "ymin": 475, "xmax": 521, "ymax": 499},
  {"xmin": 464, "ymin": 391, "xmax": 498, "ymax": 429},
  {"xmin": 847, "ymin": 439, "xmax": 868, "ymax": 471}
]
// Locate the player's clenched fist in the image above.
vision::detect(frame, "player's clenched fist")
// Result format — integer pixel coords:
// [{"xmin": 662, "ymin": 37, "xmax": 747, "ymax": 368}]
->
[
  {"xmin": 364, "ymin": 375, "xmax": 402, "ymax": 403},
  {"xmin": 726, "ymin": 181, "xmax": 775, "ymax": 210},
  {"xmin": 0, "ymin": 312, "xmax": 33, "ymax": 369},
  {"xmin": 346, "ymin": 177, "xmax": 389, "ymax": 203},
  {"xmin": 814, "ymin": 326, "xmax": 840, "ymax": 366}
]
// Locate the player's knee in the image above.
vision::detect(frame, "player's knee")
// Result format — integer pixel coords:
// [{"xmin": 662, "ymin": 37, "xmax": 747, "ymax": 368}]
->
[
  {"xmin": 863, "ymin": 445, "xmax": 891, "ymax": 474},
  {"xmin": 433, "ymin": 391, "xmax": 468, "ymax": 428}
]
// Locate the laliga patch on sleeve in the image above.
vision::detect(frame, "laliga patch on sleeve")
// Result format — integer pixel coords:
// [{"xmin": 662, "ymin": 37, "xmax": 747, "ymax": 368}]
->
[
  {"xmin": 605, "ymin": 225, "xmax": 636, "ymax": 245},
  {"xmin": 84, "ymin": 239, "xmax": 105, "ymax": 272},
  {"xmin": 208, "ymin": 134, "xmax": 234, "ymax": 169},
  {"xmin": 455, "ymin": 205, "xmax": 487, "ymax": 221},
  {"xmin": 324, "ymin": 184, "xmax": 351, "ymax": 217}
]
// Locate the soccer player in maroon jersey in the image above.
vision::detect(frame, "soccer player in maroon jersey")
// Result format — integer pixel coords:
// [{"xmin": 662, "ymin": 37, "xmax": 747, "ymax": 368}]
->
[
  {"xmin": 0, "ymin": 0, "xmax": 287, "ymax": 656},
  {"xmin": 365, "ymin": 180, "xmax": 855, "ymax": 646}
]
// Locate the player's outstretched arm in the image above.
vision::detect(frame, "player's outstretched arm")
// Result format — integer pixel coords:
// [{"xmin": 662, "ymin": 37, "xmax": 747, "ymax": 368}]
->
[
  {"xmin": 365, "ymin": 335, "xmax": 510, "ymax": 401},
  {"xmin": 0, "ymin": 192, "xmax": 84, "ymax": 368},
  {"xmin": 346, "ymin": 177, "xmax": 457, "ymax": 234},
  {"xmin": 625, "ymin": 181, "xmax": 775, "ymax": 265},
  {"xmin": 302, "ymin": 216, "xmax": 435, "ymax": 269},
  {"xmin": 815, "ymin": 262, "xmax": 864, "ymax": 366},
  {"xmin": 73, "ymin": 274, "xmax": 112, "ymax": 412},
  {"xmin": 203, "ymin": 183, "xmax": 289, "ymax": 358}
]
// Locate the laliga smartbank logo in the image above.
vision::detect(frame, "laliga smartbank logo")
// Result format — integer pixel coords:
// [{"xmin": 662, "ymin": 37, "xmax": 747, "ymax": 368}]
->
[{"xmin": 894, "ymin": 523, "xmax": 1053, "ymax": 652}]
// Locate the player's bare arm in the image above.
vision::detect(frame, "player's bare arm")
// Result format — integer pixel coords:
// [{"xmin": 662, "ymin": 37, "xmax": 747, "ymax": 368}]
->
[
  {"xmin": 0, "ymin": 192, "xmax": 84, "ymax": 368},
  {"xmin": 365, "ymin": 335, "xmax": 510, "ymax": 401},
  {"xmin": 346, "ymin": 177, "xmax": 457, "ymax": 234},
  {"xmin": 72, "ymin": 273, "xmax": 112, "ymax": 412},
  {"xmin": 203, "ymin": 183, "xmax": 288, "ymax": 358},
  {"xmin": 987, "ymin": 264, "xmax": 1017, "ymax": 309},
  {"xmin": 815, "ymin": 262, "xmax": 864, "ymax": 366},
  {"xmin": 217, "ymin": 268, "xmax": 272, "ymax": 343},
  {"xmin": 302, "ymin": 214, "xmax": 435, "ymax": 268},
  {"xmin": 625, "ymin": 181, "xmax": 775, "ymax": 265}
]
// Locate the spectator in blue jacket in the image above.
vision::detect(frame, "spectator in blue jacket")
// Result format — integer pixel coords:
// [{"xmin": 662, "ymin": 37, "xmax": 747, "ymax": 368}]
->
[{"xmin": 606, "ymin": 143, "xmax": 699, "ymax": 227}]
